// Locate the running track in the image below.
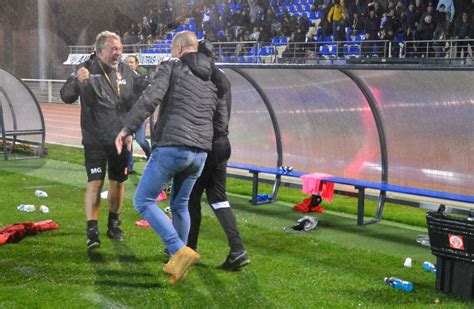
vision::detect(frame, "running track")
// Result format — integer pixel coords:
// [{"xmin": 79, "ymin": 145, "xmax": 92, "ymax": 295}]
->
[{"xmin": 40, "ymin": 102, "xmax": 146, "ymax": 156}]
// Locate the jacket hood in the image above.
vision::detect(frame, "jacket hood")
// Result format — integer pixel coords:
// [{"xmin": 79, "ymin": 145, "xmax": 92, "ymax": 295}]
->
[{"xmin": 181, "ymin": 52, "xmax": 212, "ymax": 81}]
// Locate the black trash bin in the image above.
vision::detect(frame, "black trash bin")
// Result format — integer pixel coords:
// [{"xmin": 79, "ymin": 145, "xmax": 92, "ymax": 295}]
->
[{"xmin": 426, "ymin": 211, "xmax": 474, "ymax": 299}]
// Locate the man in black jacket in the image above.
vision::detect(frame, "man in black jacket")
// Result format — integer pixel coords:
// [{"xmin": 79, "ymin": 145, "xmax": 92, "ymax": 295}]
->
[
  {"xmin": 187, "ymin": 39, "xmax": 250, "ymax": 271},
  {"xmin": 60, "ymin": 31, "xmax": 135, "ymax": 250},
  {"xmin": 115, "ymin": 31, "xmax": 217, "ymax": 284}
]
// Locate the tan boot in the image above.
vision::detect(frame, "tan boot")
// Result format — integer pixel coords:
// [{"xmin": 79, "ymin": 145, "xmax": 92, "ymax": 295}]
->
[{"xmin": 163, "ymin": 246, "xmax": 200, "ymax": 284}]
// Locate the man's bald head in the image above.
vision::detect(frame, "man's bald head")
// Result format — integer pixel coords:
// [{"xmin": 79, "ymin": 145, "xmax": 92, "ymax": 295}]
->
[{"xmin": 171, "ymin": 31, "xmax": 198, "ymax": 58}]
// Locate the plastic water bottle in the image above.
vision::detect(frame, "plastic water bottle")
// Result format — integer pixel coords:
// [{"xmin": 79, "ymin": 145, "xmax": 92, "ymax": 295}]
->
[
  {"xmin": 17, "ymin": 204, "xmax": 36, "ymax": 212},
  {"xmin": 403, "ymin": 257, "xmax": 412, "ymax": 268},
  {"xmin": 422, "ymin": 261, "xmax": 437, "ymax": 273},
  {"xmin": 384, "ymin": 277, "xmax": 413, "ymax": 292},
  {"xmin": 39, "ymin": 205, "xmax": 50, "ymax": 214},
  {"xmin": 35, "ymin": 190, "xmax": 48, "ymax": 198}
]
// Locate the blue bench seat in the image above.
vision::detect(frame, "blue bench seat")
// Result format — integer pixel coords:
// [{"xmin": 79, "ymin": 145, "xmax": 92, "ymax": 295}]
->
[{"xmin": 227, "ymin": 162, "xmax": 474, "ymax": 225}]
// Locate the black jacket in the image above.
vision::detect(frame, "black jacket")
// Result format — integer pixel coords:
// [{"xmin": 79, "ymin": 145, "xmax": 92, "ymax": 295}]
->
[
  {"xmin": 211, "ymin": 65, "xmax": 231, "ymax": 139},
  {"xmin": 123, "ymin": 52, "xmax": 218, "ymax": 151},
  {"xmin": 60, "ymin": 58, "xmax": 135, "ymax": 146},
  {"xmin": 208, "ymin": 65, "xmax": 232, "ymax": 165}
]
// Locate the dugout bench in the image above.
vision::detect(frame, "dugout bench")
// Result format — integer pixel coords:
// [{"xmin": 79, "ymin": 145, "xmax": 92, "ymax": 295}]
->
[{"xmin": 227, "ymin": 162, "xmax": 474, "ymax": 226}]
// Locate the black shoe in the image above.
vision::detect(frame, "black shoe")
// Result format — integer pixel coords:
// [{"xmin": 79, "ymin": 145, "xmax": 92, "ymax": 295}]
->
[
  {"xmin": 107, "ymin": 219, "xmax": 125, "ymax": 241},
  {"xmin": 217, "ymin": 250, "xmax": 250, "ymax": 271},
  {"xmin": 86, "ymin": 226, "xmax": 101, "ymax": 250}
]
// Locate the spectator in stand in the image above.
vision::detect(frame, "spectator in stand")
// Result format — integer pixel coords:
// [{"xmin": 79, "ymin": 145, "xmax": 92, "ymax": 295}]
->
[
  {"xmin": 201, "ymin": 6, "xmax": 211, "ymax": 35},
  {"xmin": 414, "ymin": 0, "xmax": 426, "ymax": 17},
  {"xmin": 129, "ymin": 22, "xmax": 139, "ymax": 36},
  {"xmin": 383, "ymin": 8, "xmax": 403, "ymax": 35},
  {"xmin": 365, "ymin": 9, "xmax": 382, "ymax": 39},
  {"xmin": 122, "ymin": 32, "xmax": 139, "ymax": 52},
  {"xmin": 149, "ymin": 9, "xmax": 159, "ymax": 39},
  {"xmin": 282, "ymin": 15, "xmax": 297, "ymax": 37},
  {"xmin": 350, "ymin": 0, "xmax": 368, "ymax": 18},
  {"xmin": 249, "ymin": 26, "xmax": 261, "ymax": 41},
  {"xmin": 297, "ymin": 15, "xmax": 310, "ymax": 34},
  {"xmin": 403, "ymin": 26, "xmax": 416, "ymax": 57},
  {"xmin": 351, "ymin": 12, "xmax": 366, "ymax": 35},
  {"xmin": 395, "ymin": 1, "xmax": 404, "ymax": 19},
  {"xmin": 434, "ymin": 4, "xmax": 450, "ymax": 32},
  {"xmin": 327, "ymin": 0, "xmax": 348, "ymax": 41},
  {"xmin": 467, "ymin": 1, "xmax": 474, "ymax": 19},
  {"xmin": 141, "ymin": 17, "xmax": 152, "ymax": 42},
  {"xmin": 437, "ymin": 0, "xmax": 455, "ymax": 22},
  {"xmin": 420, "ymin": 2, "xmax": 437, "ymax": 27},
  {"xmin": 136, "ymin": 21, "xmax": 144, "ymax": 43},
  {"xmin": 362, "ymin": 31, "xmax": 380, "ymax": 56},
  {"xmin": 193, "ymin": 6, "xmax": 204, "ymax": 34},
  {"xmin": 401, "ymin": 3, "xmax": 420, "ymax": 34},
  {"xmin": 416, "ymin": 15, "xmax": 436, "ymax": 56},
  {"xmin": 454, "ymin": 12, "xmax": 472, "ymax": 58},
  {"xmin": 370, "ymin": 1, "xmax": 385, "ymax": 18},
  {"xmin": 271, "ymin": 16, "xmax": 283, "ymax": 37},
  {"xmin": 433, "ymin": 21, "xmax": 449, "ymax": 57},
  {"xmin": 220, "ymin": 3, "xmax": 234, "ymax": 30}
]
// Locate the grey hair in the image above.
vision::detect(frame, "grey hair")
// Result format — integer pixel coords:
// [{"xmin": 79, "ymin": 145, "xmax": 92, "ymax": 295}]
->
[
  {"xmin": 95, "ymin": 31, "xmax": 121, "ymax": 52},
  {"xmin": 172, "ymin": 31, "xmax": 198, "ymax": 50}
]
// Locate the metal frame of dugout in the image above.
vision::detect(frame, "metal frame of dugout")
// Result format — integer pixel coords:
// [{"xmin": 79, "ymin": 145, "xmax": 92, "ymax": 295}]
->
[
  {"xmin": 0, "ymin": 68, "xmax": 46, "ymax": 160},
  {"xmin": 219, "ymin": 64, "xmax": 474, "ymax": 223}
]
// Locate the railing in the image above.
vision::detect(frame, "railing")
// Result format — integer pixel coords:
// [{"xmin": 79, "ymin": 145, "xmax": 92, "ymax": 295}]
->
[
  {"xmin": 68, "ymin": 38, "xmax": 473, "ymax": 65},
  {"xmin": 22, "ymin": 79, "xmax": 68, "ymax": 103}
]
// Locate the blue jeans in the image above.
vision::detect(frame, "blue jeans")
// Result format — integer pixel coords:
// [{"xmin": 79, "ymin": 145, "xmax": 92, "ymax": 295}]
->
[
  {"xmin": 134, "ymin": 146, "xmax": 207, "ymax": 255},
  {"xmin": 128, "ymin": 122, "xmax": 152, "ymax": 170}
]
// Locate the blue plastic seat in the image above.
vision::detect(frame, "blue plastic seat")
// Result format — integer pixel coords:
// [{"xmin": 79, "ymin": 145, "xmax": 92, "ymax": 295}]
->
[
  {"xmin": 247, "ymin": 47, "xmax": 258, "ymax": 56},
  {"xmin": 315, "ymin": 9, "xmax": 322, "ymax": 19}
]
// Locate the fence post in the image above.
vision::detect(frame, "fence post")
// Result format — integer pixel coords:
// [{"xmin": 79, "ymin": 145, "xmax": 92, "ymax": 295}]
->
[{"xmin": 48, "ymin": 80, "xmax": 53, "ymax": 103}]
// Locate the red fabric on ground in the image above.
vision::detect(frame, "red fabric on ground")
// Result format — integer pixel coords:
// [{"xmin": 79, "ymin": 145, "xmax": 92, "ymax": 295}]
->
[
  {"xmin": 0, "ymin": 220, "xmax": 59, "ymax": 245},
  {"xmin": 293, "ymin": 196, "xmax": 326, "ymax": 213},
  {"xmin": 293, "ymin": 197, "xmax": 312, "ymax": 213}
]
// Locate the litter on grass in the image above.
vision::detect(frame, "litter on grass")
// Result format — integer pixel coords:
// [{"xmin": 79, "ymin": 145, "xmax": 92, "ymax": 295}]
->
[
  {"xmin": 284, "ymin": 216, "xmax": 318, "ymax": 232},
  {"xmin": 404, "ymin": 257, "xmax": 412, "ymax": 268},
  {"xmin": 135, "ymin": 220, "xmax": 150, "ymax": 228},
  {"xmin": 416, "ymin": 235, "xmax": 430, "ymax": 247},
  {"xmin": 35, "ymin": 190, "xmax": 48, "ymax": 198},
  {"xmin": 100, "ymin": 191, "xmax": 108, "ymax": 199},
  {"xmin": 39, "ymin": 205, "xmax": 49, "ymax": 214},
  {"xmin": 17, "ymin": 204, "xmax": 35, "ymax": 212}
]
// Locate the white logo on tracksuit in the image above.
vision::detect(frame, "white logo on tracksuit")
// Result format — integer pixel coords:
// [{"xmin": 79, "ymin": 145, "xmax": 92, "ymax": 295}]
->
[{"xmin": 90, "ymin": 167, "xmax": 102, "ymax": 174}]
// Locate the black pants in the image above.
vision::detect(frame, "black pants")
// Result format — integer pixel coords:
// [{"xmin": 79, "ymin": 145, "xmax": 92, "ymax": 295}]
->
[{"xmin": 187, "ymin": 138, "xmax": 244, "ymax": 253}]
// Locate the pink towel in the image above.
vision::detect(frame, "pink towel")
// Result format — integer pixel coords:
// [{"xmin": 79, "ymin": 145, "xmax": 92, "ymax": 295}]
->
[{"xmin": 301, "ymin": 173, "xmax": 335, "ymax": 203}]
